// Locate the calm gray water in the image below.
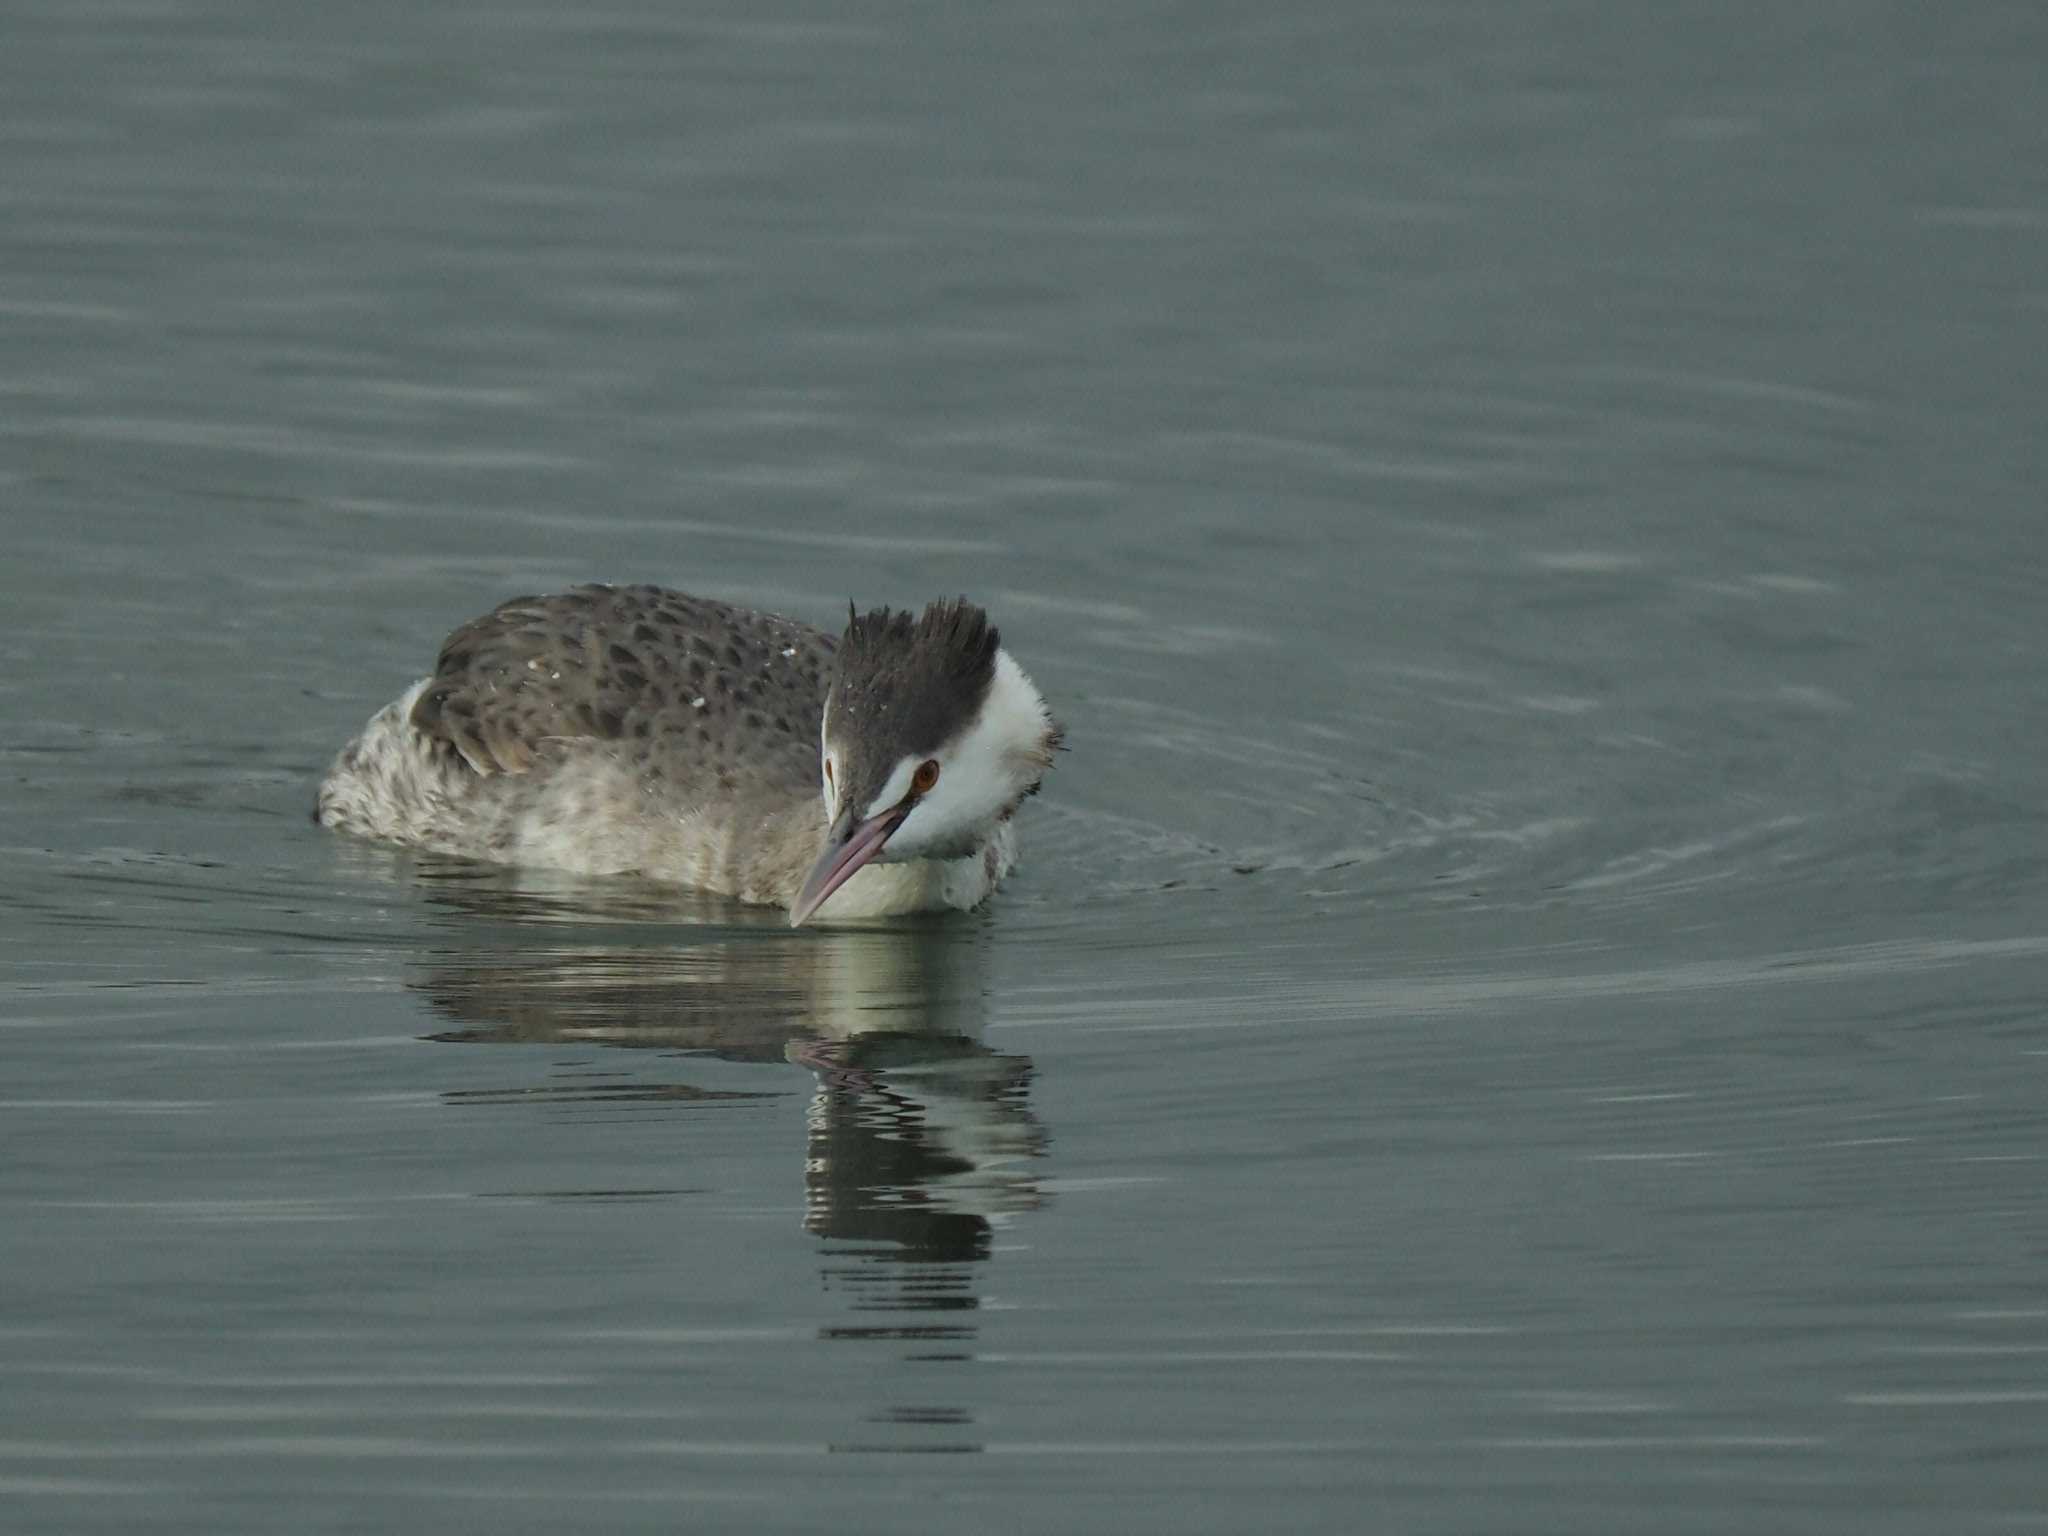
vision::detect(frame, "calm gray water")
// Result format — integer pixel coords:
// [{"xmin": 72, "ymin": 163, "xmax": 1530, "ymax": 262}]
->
[{"xmin": 5, "ymin": 2, "xmax": 2047, "ymax": 1531}]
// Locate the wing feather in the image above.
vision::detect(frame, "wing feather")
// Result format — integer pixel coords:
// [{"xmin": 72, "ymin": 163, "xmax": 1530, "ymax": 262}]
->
[{"xmin": 408, "ymin": 584, "xmax": 834, "ymax": 800}]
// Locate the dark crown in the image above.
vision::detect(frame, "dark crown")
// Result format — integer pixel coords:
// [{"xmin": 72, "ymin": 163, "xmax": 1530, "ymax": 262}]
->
[{"xmin": 830, "ymin": 597, "xmax": 999, "ymax": 752}]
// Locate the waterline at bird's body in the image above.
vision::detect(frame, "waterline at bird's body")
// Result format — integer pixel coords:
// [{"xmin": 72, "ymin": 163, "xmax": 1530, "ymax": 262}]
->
[{"xmin": 316, "ymin": 585, "xmax": 1058, "ymax": 924}]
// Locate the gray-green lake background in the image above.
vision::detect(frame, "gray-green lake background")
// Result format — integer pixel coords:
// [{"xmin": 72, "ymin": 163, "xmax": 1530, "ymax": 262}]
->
[{"xmin": 5, "ymin": 3, "xmax": 2046, "ymax": 1531}]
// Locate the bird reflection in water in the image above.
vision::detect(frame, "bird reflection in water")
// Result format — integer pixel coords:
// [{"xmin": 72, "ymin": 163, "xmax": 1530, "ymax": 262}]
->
[
  {"xmin": 398, "ymin": 860, "xmax": 1045, "ymax": 1351},
  {"xmin": 801, "ymin": 1028, "xmax": 1042, "ymax": 1342}
]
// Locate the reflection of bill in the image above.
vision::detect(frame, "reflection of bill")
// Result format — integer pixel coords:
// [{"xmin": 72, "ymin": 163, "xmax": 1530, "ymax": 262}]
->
[
  {"xmin": 399, "ymin": 864, "xmax": 1049, "ymax": 1257},
  {"xmin": 397, "ymin": 872, "xmax": 1046, "ymax": 1450},
  {"xmin": 795, "ymin": 1030, "xmax": 1046, "ymax": 1266}
]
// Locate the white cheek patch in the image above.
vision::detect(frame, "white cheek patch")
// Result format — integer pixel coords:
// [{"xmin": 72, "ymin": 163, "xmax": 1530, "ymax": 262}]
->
[
  {"xmin": 822, "ymin": 752, "xmax": 842, "ymax": 815},
  {"xmin": 842, "ymin": 648, "xmax": 1052, "ymax": 854},
  {"xmin": 861, "ymin": 757, "xmax": 921, "ymax": 823},
  {"xmin": 820, "ymin": 701, "xmax": 838, "ymax": 813},
  {"xmin": 879, "ymin": 648, "xmax": 1053, "ymax": 858}
]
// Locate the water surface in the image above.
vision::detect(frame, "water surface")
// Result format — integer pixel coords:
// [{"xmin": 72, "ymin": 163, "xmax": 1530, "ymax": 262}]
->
[{"xmin": 4, "ymin": 2, "xmax": 2047, "ymax": 1531}]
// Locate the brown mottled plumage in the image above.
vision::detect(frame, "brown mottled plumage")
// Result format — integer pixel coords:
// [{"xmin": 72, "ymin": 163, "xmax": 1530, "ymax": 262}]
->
[
  {"xmin": 411, "ymin": 584, "xmax": 833, "ymax": 800},
  {"xmin": 316, "ymin": 583, "xmax": 1061, "ymax": 923}
]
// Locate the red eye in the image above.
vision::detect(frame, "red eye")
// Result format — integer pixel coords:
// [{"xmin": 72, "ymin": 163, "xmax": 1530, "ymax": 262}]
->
[{"xmin": 911, "ymin": 759, "xmax": 940, "ymax": 794}]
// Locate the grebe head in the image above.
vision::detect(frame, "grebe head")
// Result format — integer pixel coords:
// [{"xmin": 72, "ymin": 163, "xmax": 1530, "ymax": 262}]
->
[{"xmin": 791, "ymin": 598, "xmax": 1061, "ymax": 925}]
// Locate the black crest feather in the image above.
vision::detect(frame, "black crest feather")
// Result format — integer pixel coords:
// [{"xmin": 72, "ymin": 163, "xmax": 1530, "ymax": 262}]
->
[{"xmin": 829, "ymin": 597, "xmax": 999, "ymax": 762}]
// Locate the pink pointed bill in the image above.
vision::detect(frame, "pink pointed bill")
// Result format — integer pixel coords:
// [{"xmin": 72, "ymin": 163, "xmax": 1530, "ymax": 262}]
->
[{"xmin": 789, "ymin": 807, "xmax": 908, "ymax": 927}]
